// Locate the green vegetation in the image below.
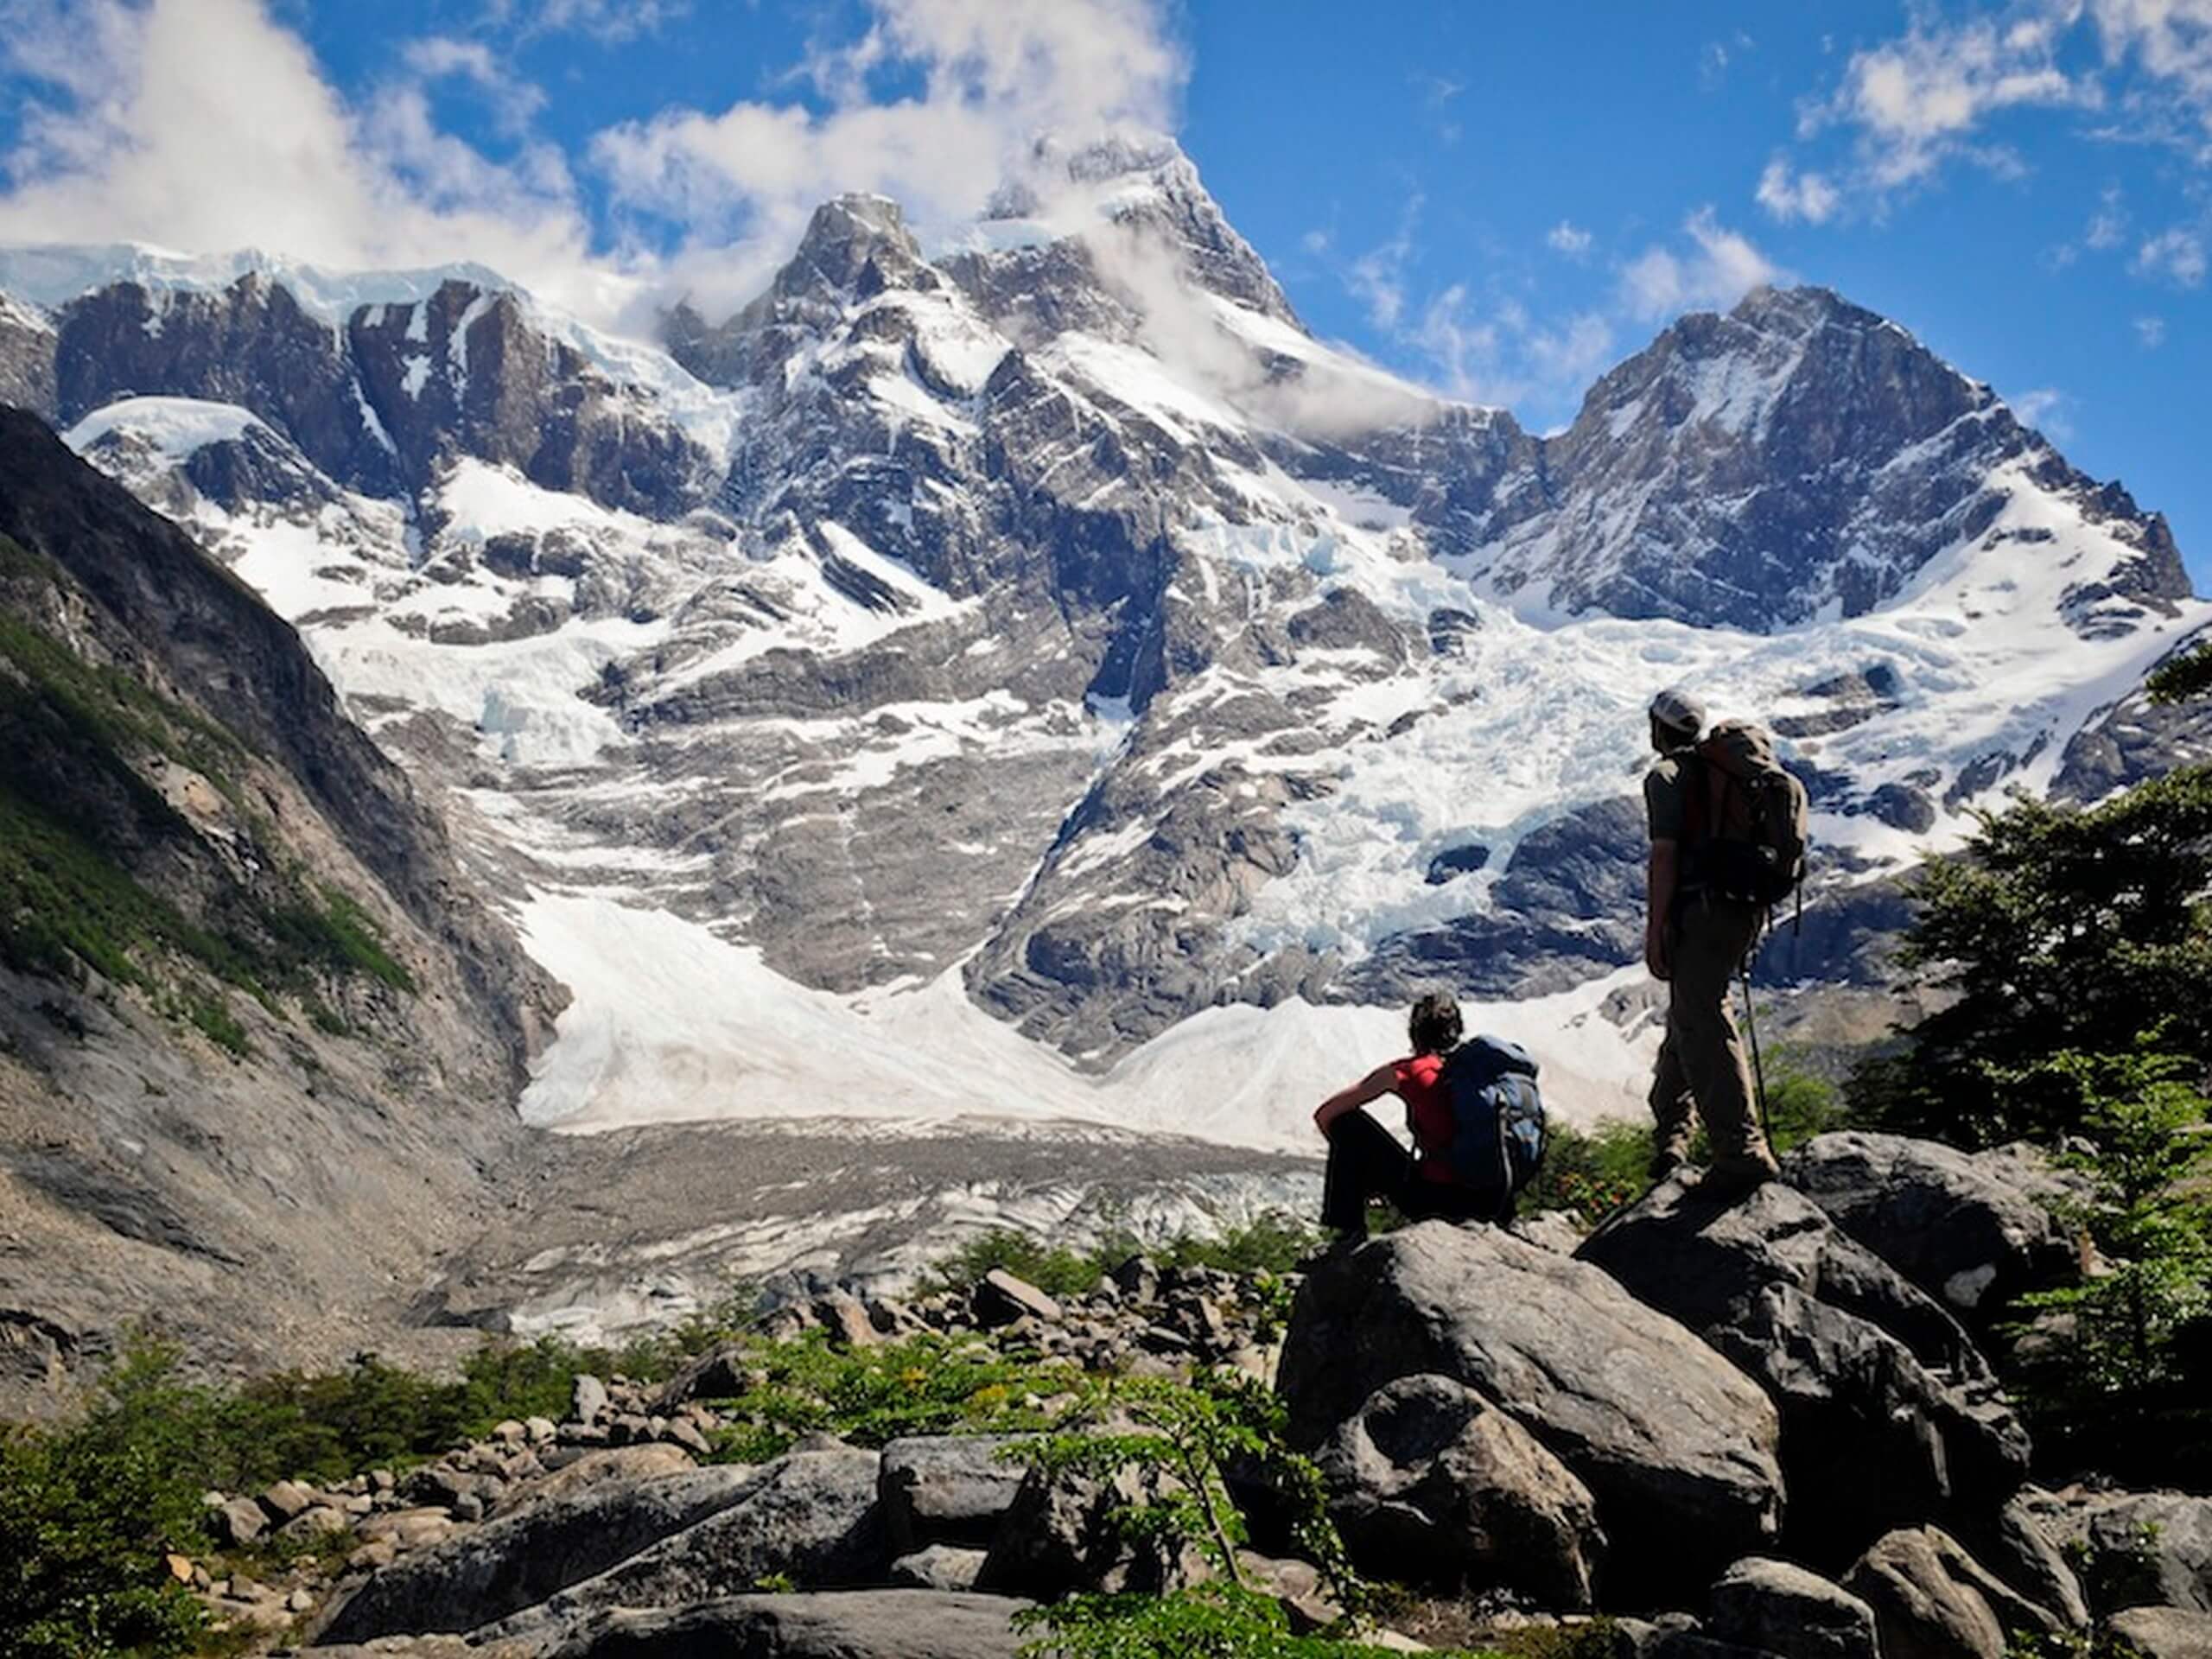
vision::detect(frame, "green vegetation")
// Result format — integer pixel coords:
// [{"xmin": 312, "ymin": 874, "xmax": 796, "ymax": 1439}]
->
[
  {"xmin": 702, "ymin": 1329, "xmax": 1075, "ymax": 1464},
  {"xmin": 2005, "ymin": 1036, "xmax": 2212, "ymax": 1485},
  {"xmin": 2147, "ymin": 643, "xmax": 2212, "ymax": 706},
  {"xmin": 1011, "ymin": 1372, "xmax": 1491, "ymax": 1658},
  {"xmin": 1847, "ymin": 768, "xmax": 2212, "ymax": 1148},
  {"xmin": 931, "ymin": 1214, "xmax": 1324, "ymax": 1301}
]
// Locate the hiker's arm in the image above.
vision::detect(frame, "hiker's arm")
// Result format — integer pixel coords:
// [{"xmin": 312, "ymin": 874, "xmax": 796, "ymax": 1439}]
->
[
  {"xmin": 1313, "ymin": 1064, "xmax": 1396, "ymax": 1136},
  {"xmin": 1646, "ymin": 839, "xmax": 1680, "ymax": 980}
]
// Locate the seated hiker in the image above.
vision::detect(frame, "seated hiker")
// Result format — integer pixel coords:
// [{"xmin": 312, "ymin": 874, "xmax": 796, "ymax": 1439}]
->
[{"xmin": 1311, "ymin": 991, "xmax": 1543, "ymax": 1239}]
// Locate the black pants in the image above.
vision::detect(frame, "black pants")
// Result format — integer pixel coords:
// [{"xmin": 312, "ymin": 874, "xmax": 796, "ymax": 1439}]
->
[{"xmin": 1320, "ymin": 1112, "xmax": 1497, "ymax": 1234}]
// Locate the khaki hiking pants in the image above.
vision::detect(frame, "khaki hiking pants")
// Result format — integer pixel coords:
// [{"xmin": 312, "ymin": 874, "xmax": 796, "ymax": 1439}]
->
[{"xmin": 1650, "ymin": 896, "xmax": 1768, "ymax": 1163}]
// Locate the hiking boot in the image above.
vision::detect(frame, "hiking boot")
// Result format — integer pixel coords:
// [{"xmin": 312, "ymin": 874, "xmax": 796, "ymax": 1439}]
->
[
  {"xmin": 1648, "ymin": 1147, "xmax": 1688, "ymax": 1183},
  {"xmin": 1700, "ymin": 1146, "xmax": 1781, "ymax": 1201}
]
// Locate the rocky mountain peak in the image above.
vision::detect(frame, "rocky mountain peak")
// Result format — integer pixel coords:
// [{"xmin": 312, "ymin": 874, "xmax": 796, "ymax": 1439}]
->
[{"xmin": 777, "ymin": 194, "xmax": 931, "ymax": 302}]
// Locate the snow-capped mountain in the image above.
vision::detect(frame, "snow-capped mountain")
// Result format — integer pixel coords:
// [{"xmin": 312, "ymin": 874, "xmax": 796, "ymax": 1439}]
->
[{"xmin": 4, "ymin": 137, "xmax": 2204, "ymax": 1145}]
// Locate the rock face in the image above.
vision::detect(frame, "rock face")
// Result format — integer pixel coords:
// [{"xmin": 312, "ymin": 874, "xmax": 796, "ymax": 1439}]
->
[
  {"xmin": 0, "ymin": 408, "xmax": 556, "ymax": 1410},
  {"xmin": 879, "ymin": 1435, "xmax": 1030, "ymax": 1556},
  {"xmin": 1315, "ymin": 1372, "xmax": 1605, "ymax": 1608},
  {"xmin": 1782, "ymin": 1132, "xmax": 2082, "ymax": 1332},
  {"xmin": 1580, "ymin": 1176, "xmax": 2031, "ymax": 1566},
  {"xmin": 2044, "ymin": 1491, "xmax": 2212, "ymax": 1616},
  {"xmin": 1842, "ymin": 1527, "xmax": 2067, "ymax": 1659},
  {"xmin": 1279, "ymin": 1222, "xmax": 1783, "ymax": 1605},
  {"xmin": 2107, "ymin": 1605, "xmax": 2212, "ymax": 1659}
]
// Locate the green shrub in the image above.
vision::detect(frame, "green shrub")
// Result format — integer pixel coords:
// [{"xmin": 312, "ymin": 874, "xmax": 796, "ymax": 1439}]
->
[
  {"xmin": 931, "ymin": 1214, "xmax": 1323, "ymax": 1300},
  {"xmin": 702, "ymin": 1330, "xmax": 1072, "ymax": 1463},
  {"xmin": 0, "ymin": 1346, "xmax": 213, "ymax": 1658},
  {"xmin": 1522, "ymin": 1119, "xmax": 1650, "ymax": 1225}
]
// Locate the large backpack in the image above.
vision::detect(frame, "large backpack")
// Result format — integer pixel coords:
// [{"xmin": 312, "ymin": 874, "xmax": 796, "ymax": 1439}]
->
[
  {"xmin": 1438, "ymin": 1036, "xmax": 1547, "ymax": 1218},
  {"xmin": 1683, "ymin": 720, "xmax": 1810, "ymax": 910}
]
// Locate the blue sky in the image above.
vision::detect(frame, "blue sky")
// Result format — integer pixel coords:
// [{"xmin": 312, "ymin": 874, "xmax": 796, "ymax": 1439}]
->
[{"xmin": 0, "ymin": 0, "xmax": 2205, "ymax": 582}]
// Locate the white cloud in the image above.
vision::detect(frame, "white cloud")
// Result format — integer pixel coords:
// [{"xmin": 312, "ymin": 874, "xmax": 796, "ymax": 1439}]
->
[
  {"xmin": 2136, "ymin": 313, "xmax": 2169, "ymax": 346},
  {"xmin": 2007, "ymin": 386, "xmax": 2073, "ymax": 439},
  {"xmin": 1621, "ymin": 207, "xmax": 1781, "ymax": 321},
  {"xmin": 1546, "ymin": 220, "xmax": 1592, "ymax": 257},
  {"xmin": 1755, "ymin": 157, "xmax": 1840, "ymax": 224},
  {"xmin": 0, "ymin": 0, "xmax": 604, "ymax": 311},
  {"xmin": 2135, "ymin": 226, "xmax": 2209, "ymax": 284},
  {"xmin": 2086, "ymin": 183, "xmax": 2130, "ymax": 248},
  {"xmin": 1345, "ymin": 196, "xmax": 1421, "ymax": 330},
  {"xmin": 1810, "ymin": 12, "xmax": 2088, "ymax": 189},
  {"xmin": 588, "ymin": 0, "xmax": 1187, "ymax": 314},
  {"xmin": 492, "ymin": 0, "xmax": 690, "ymax": 42}
]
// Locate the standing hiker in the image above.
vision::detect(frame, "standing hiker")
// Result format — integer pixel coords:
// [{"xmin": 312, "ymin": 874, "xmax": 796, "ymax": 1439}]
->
[
  {"xmin": 1312, "ymin": 992, "xmax": 1546, "ymax": 1238},
  {"xmin": 1643, "ymin": 687, "xmax": 1805, "ymax": 1198}
]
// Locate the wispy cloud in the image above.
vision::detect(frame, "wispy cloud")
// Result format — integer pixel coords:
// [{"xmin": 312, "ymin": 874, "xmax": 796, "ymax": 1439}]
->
[
  {"xmin": 2136, "ymin": 314, "xmax": 2168, "ymax": 347},
  {"xmin": 1345, "ymin": 194, "xmax": 1421, "ymax": 330},
  {"xmin": 1621, "ymin": 207, "xmax": 1781, "ymax": 321},
  {"xmin": 488, "ymin": 0, "xmax": 691, "ymax": 43},
  {"xmin": 1546, "ymin": 220, "xmax": 1592, "ymax": 257},
  {"xmin": 2007, "ymin": 385, "xmax": 2073, "ymax": 440},
  {"xmin": 2134, "ymin": 225, "xmax": 2208, "ymax": 285},
  {"xmin": 1755, "ymin": 157, "xmax": 1840, "ymax": 224}
]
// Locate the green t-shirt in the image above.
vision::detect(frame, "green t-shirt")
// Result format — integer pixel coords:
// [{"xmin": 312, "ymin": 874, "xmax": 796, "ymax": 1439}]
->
[{"xmin": 1644, "ymin": 754, "xmax": 1690, "ymax": 842}]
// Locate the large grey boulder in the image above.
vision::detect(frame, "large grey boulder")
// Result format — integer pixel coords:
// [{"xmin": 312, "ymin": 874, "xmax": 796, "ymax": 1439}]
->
[
  {"xmin": 476, "ymin": 1450, "xmax": 885, "ymax": 1644},
  {"xmin": 1580, "ymin": 1176, "xmax": 2031, "ymax": 1565},
  {"xmin": 2037, "ymin": 1491, "xmax": 2212, "ymax": 1616},
  {"xmin": 1317, "ymin": 1373, "xmax": 1603, "ymax": 1608},
  {"xmin": 312, "ymin": 1465, "xmax": 765, "ymax": 1643},
  {"xmin": 1961, "ymin": 1488, "xmax": 2091, "ymax": 1631},
  {"xmin": 541, "ymin": 1590, "xmax": 1031, "ymax": 1657},
  {"xmin": 1707, "ymin": 1557, "xmax": 1880, "ymax": 1659},
  {"xmin": 879, "ymin": 1435, "xmax": 1028, "ymax": 1554},
  {"xmin": 973, "ymin": 1457, "xmax": 1205, "ymax": 1601},
  {"xmin": 2108, "ymin": 1605, "xmax": 2212, "ymax": 1658},
  {"xmin": 1279, "ymin": 1221, "xmax": 1783, "ymax": 1605},
  {"xmin": 1844, "ymin": 1526, "xmax": 2068, "ymax": 1659},
  {"xmin": 1783, "ymin": 1132, "xmax": 2081, "ymax": 1330}
]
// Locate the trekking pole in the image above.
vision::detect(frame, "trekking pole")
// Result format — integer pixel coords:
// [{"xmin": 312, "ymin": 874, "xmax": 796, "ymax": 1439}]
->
[{"xmin": 1738, "ymin": 963, "xmax": 1771, "ymax": 1140}]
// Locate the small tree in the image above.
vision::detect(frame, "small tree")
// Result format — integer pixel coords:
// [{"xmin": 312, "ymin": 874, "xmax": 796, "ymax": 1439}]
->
[
  {"xmin": 2005, "ymin": 1036, "xmax": 2212, "ymax": 1484},
  {"xmin": 1849, "ymin": 768, "xmax": 2212, "ymax": 1147},
  {"xmin": 2147, "ymin": 643, "xmax": 2212, "ymax": 707}
]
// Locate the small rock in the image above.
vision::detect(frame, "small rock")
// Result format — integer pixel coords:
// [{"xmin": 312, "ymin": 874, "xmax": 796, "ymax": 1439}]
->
[
  {"xmin": 285, "ymin": 1587, "xmax": 316, "ymax": 1614},
  {"xmin": 975, "ymin": 1269, "xmax": 1062, "ymax": 1328},
  {"xmin": 211, "ymin": 1496, "xmax": 268, "ymax": 1547},
  {"xmin": 888, "ymin": 1544, "xmax": 989, "ymax": 1592},
  {"xmin": 664, "ymin": 1417, "xmax": 713, "ymax": 1456},
  {"xmin": 569, "ymin": 1373, "xmax": 609, "ymax": 1427},
  {"xmin": 524, "ymin": 1416, "xmax": 557, "ymax": 1445},
  {"xmin": 163, "ymin": 1552, "xmax": 194, "ymax": 1584},
  {"xmin": 347, "ymin": 1538, "xmax": 398, "ymax": 1573},
  {"xmin": 279, "ymin": 1504, "xmax": 351, "ymax": 1541},
  {"xmin": 259, "ymin": 1479, "xmax": 315, "ymax": 1522},
  {"xmin": 492, "ymin": 1419, "xmax": 528, "ymax": 1446}
]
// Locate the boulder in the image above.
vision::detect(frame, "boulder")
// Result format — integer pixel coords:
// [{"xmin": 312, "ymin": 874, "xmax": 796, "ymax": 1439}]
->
[
  {"xmin": 312, "ymin": 1464, "xmax": 766, "ymax": 1643},
  {"xmin": 475, "ymin": 1450, "xmax": 886, "ymax": 1644},
  {"xmin": 1316, "ymin": 1373, "xmax": 1604, "ymax": 1608},
  {"xmin": 261, "ymin": 1478, "xmax": 317, "ymax": 1522},
  {"xmin": 210, "ymin": 1495, "xmax": 268, "ymax": 1547},
  {"xmin": 492, "ymin": 1445, "xmax": 697, "ymax": 1518},
  {"xmin": 1783, "ymin": 1133, "xmax": 2081, "ymax": 1331},
  {"xmin": 648, "ymin": 1344, "xmax": 756, "ymax": 1413},
  {"xmin": 1844, "ymin": 1527, "xmax": 2067, "ymax": 1659},
  {"xmin": 1279, "ymin": 1221, "xmax": 1783, "ymax": 1605},
  {"xmin": 1961, "ymin": 1488, "xmax": 2091, "ymax": 1630},
  {"xmin": 2062, "ymin": 1492, "xmax": 2212, "ymax": 1616},
  {"xmin": 2108, "ymin": 1606, "xmax": 2212, "ymax": 1658},
  {"xmin": 973, "ymin": 1270, "xmax": 1061, "ymax": 1328},
  {"xmin": 1580, "ymin": 1176, "xmax": 2030, "ymax": 1565},
  {"xmin": 538, "ymin": 1590, "xmax": 1030, "ymax": 1658},
  {"xmin": 879, "ymin": 1435, "xmax": 1029, "ymax": 1554},
  {"xmin": 1707, "ymin": 1558, "xmax": 1879, "ymax": 1659},
  {"xmin": 975, "ymin": 1459, "xmax": 1205, "ymax": 1600},
  {"xmin": 888, "ymin": 1545, "xmax": 988, "ymax": 1592}
]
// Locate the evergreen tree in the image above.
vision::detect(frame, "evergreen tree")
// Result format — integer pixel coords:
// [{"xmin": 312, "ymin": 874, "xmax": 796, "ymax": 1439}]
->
[{"xmin": 1850, "ymin": 767, "xmax": 2212, "ymax": 1146}]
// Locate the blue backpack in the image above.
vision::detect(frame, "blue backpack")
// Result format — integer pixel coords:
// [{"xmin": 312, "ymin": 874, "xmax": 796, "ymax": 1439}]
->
[{"xmin": 1439, "ymin": 1036, "xmax": 1547, "ymax": 1217}]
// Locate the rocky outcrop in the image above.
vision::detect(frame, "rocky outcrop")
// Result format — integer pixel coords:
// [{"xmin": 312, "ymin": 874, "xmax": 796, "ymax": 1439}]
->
[
  {"xmin": 1580, "ymin": 1176, "xmax": 2031, "ymax": 1566},
  {"xmin": 1279, "ymin": 1222, "xmax": 1783, "ymax": 1605},
  {"xmin": 1782, "ymin": 1132, "xmax": 2082, "ymax": 1332},
  {"xmin": 1843, "ymin": 1526, "xmax": 2069, "ymax": 1659},
  {"xmin": 2107, "ymin": 1605, "xmax": 2212, "ymax": 1658}
]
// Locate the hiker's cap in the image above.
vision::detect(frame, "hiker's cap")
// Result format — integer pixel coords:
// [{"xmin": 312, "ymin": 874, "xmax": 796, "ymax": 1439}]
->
[{"xmin": 1649, "ymin": 686, "xmax": 1705, "ymax": 736}]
